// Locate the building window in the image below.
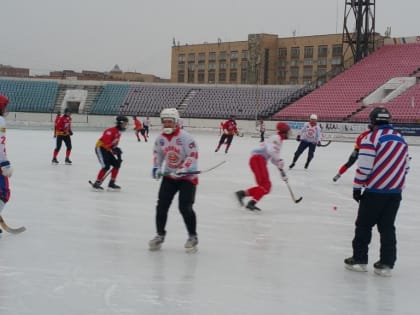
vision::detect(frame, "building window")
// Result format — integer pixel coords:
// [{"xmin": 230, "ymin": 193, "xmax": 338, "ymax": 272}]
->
[
  {"xmin": 198, "ymin": 71, "xmax": 205, "ymax": 83},
  {"xmin": 230, "ymin": 51, "xmax": 238, "ymax": 60},
  {"xmin": 303, "ymin": 58, "xmax": 313, "ymax": 66},
  {"xmin": 331, "ymin": 57, "xmax": 342, "ymax": 65},
  {"xmin": 178, "ymin": 54, "xmax": 185, "ymax": 63},
  {"xmin": 318, "ymin": 58, "xmax": 327, "ymax": 66},
  {"xmin": 290, "ymin": 68, "xmax": 299, "ymax": 78},
  {"xmin": 318, "ymin": 45, "xmax": 328, "ymax": 57},
  {"xmin": 279, "ymin": 48, "xmax": 287, "ymax": 58},
  {"xmin": 219, "ymin": 51, "xmax": 227, "ymax": 60},
  {"xmin": 209, "ymin": 52, "xmax": 216, "ymax": 61},
  {"xmin": 219, "ymin": 62, "xmax": 227, "ymax": 70},
  {"xmin": 177, "ymin": 64, "xmax": 185, "ymax": 71},
  {"xmin": 197, "ymin": 63, "xmax": 205, "ymax": 71},
  {"xmin": 188, "ymin": 63, "xmax": 195, "ymax": 71},
  {"xmin": 198, "ymin": 53, "xmax": 206, "ymax": 62},
  {"xmin": 241, "ymin": 50, "xmax": 248, "ymax": 59},
  {"xmin": 230, "ymin": 71, "xmax": 237, "ymax": 82},
  {"xmin": 279, "ymin": 60, "xmax": 287, "ymax": 67},
  {"xmin": 208, "ymin": 71, "xmax": 215, "ymax": 83},
  {"xmin": 304, "ymin": 46, "xmax": 314, "ymax": 58},
  {"xmin": 241, "ymin": 70, "xmax": 247, "ymax": 83},
  {"xmin": 303, "ymin": 68, "xmax": 313, "ymax": 77},
  {"xmin": 332, "ymin": 45, "xmax": 343, "ymax": 56},
  {"xmin": 290, "ymin": 59, "xmax": 299, "ymax": 66},
  {"xmin": 188, "ymin": 53, "xmax": 195, "ymax": 62},
  {"xmin": 188, "ymin": 71, "xmax": 194, "ymax": 83},
  {"xmin": 291, "ymin": 47, "xmax": 300, "ymax": 58},
  {"xmin": 177, "ymin": 71, "xmax": 184, "ymax": 82},
  {"xmin": 208, "ymin": 62, "xmax": 216, "ymax": 70},
  {"xmin": 230, "ymin": 62, "xmax": 237, "ymax": 70},
  {"xmin": 219, "ymin": 72, "xmax": 226, "ymax": 82}
]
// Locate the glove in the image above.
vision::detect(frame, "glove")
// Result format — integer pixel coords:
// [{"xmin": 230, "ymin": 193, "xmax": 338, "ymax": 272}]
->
[
  {"xmin": 69, "ymin": 130, "xmax": 73, "ymax": 136},
  {"xmin": 277, "ymin": 159, "xmax": 284, "ymax": 170},
  {"xmin": 296, "ymin": 135, "xmax": 301, "ymax": 141},
  {"xmin": 152, "ymin": 167, "xmax": 160, "ymax": 180},
  {"xmin": 0, "ymin": 161, "xmax": 13, "ymax": 177},
  {"xmin": 174, "ymin": 167, "xmax": 188, "ymax": 177},
  {"xmin": 113, "ymin": 147, "xmax": 122, "ymax": 156},
  {"xmin": 353, "ymin": 188, "xmax": 362, "ymax": 203},
  {"xmin": 279, "ymin": 168, "xmax": 288, "ymax": 182}
]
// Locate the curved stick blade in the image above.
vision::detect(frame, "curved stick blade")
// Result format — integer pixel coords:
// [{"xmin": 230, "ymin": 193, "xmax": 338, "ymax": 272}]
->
[{"xmin": 295, "ymin": 197, "xmax": 303, "ymax": 203}]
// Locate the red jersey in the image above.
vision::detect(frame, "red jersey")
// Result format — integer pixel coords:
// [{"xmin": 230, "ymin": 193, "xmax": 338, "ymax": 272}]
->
[
  {"xmin": 96, "ymin": 126, "xmax": 122, "ymax": 151},
  {"xmin": 133, "ymin": 117, "xmax": 143, "ymax": 131},
  {"xmin": 221, "ymin": 119, "xmax": 238, "ymax": 136},
  {"xmin": 55, "ymin": 115, "xmax": 72, "ymax": 136}
]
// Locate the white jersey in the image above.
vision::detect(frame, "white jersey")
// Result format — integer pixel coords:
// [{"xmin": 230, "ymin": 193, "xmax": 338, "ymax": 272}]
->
[
  {"xmin": 0, "ymin": 116, "xmax": 8, "ymax": 163},
  {"xmin": 299, "ymin": 122, "xmax": 322, "ymax": 144},
  {"xmin": 153, "ymin": 128, "xmax": 198, "ymax": 183},
  {"xmin": 142, "ymin": 118, "xmax": 151, "ymax": 127},
  {"xmin": 251, "ymin": 134, "xmax": 284, "ymax": 166}
]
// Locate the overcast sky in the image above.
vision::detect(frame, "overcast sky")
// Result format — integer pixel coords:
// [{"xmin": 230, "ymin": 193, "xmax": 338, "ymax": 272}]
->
[{"xmin": 0, "ymin": 0, "xmax": 419, "ymax": 79}]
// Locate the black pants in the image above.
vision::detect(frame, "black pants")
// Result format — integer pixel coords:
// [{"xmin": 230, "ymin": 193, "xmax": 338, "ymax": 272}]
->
[
  {"xmin": 55, "ymin": 135, "xmax": 72, "ymax": 152},
  {"xmin": 218, "ymin": 134, "xmax": 234, "ymax": 146},
  {"xmin": 352, "ymin": 191, "xmax": 401, "ymax": 267},
  {"xmin": 292, "ymin": 141, "xmax": 316, "ymax": 164},
  {"xmin": 155, "ymin": 177, "xmax": 197, "ymax": 237}
]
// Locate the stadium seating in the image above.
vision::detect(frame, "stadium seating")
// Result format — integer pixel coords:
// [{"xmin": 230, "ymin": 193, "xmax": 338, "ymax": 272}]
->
[
  {"xmin": 274, "ymin": 43, "xmax": 420, "ymax": 122},
  {"xmin": 0, "ymin": 79, "xmax": 58, "ymax": 112}
]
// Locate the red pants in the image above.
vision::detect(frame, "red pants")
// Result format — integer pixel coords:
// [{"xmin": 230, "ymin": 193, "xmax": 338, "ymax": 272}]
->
[{"xmin": 247, "ymin": 154, "xmax": 271, "ymax": 202}]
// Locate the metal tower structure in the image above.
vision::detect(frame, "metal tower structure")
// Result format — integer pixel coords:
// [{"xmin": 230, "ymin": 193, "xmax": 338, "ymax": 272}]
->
[{"xmin": 343, "ymin": 0, "xmax": 376, "ymax": 64}]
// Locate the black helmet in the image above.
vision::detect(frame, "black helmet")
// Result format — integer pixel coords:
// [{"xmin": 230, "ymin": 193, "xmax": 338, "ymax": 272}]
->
[
  {"xmin": 116, "ymin": 115, "xmax": 129, "ymax": 131},
  {"xmin": 64, "ymin": 108, "xmax": 71, "ymax": 114},
  {"xmin": 369, "ymin": 107, "xmax": 391, "ymax": 125}
]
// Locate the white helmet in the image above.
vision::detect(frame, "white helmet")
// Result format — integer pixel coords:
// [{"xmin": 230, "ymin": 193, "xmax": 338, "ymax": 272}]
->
[
  {"xmin": 160, "ymin": 108, "xmax": 179, "ymax": 134},
  {"xmin": 310, "ymin": 114, "xmax": 318, "ymax": 120},
  {"xmin": 160, "ymin": 108, "xmax": 179, "ymax": 122}
]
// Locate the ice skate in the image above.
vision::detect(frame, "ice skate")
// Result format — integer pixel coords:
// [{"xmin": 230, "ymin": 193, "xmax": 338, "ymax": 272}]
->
[
  {"xmin": 89, "ymin": 180, "xmax": 104, "ymax": 190},
  {"xmin": 184, "ymin": 235, "xmax": 198, "ymax": 253},
  {"xmin": 108, "ymin": 180, "xmax": 121, "ymax": 191},
  {"xmin": 373, "ymin": 261, "xmax": 392, "ymax": 277},
  {"xmin": 246, "ymin": 200, "xmax": 261, "ymax": 211},
  {"xmin": 149, "ymin": 235, "xmax": 165, "ymax": 251},
  {"xmin": 304, "ymin": 161, "xmax": 310, "ymax": 169},
  {"xmin": 333, "ymin": 174, "xmax": 341, "ymax": 182},
  {"xmin": 289, "ymin": 162, "xmax": 295, "ymax": 169},
  {"xmin": 52, "ymin": 158, "xmax": 59, "ymax": 165},
  {"xmin": 65, "ymin": 157, "xmax": 72, "ymax": 165},
  {"xmin": 235, "ymin": 190, "xmax": 245, "ymax": 206},
  {"xmin": 344, "ymin": 257, "xmax": 367, "ymax": 272}
]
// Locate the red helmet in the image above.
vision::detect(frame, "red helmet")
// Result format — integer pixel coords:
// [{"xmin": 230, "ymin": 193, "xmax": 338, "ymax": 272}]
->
[
  {"xmin": 276, "ymin": 122, "xmax": 290, "ymax": 133},
  {"xmin": 0, "ymin": 95, "xmax": 9, "ymax": 110}
]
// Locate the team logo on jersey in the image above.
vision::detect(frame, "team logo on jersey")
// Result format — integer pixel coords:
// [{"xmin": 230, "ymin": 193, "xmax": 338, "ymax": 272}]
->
[
  {"xmin": 189, "ymin": 142, "xmax": 196, "ymax": 149},
  {"xmin": 176, "ymin": 138, "xmax": 183, "ymax": 145},
  {"xmin": 168, "ymin": 152, "xmax": 179, "ymax": 164}
]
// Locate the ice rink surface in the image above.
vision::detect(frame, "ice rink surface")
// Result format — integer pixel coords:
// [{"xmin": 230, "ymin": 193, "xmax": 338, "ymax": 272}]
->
[{"xmin": 1, "ymin": 127, "xmax": 419, "ymax": 315}]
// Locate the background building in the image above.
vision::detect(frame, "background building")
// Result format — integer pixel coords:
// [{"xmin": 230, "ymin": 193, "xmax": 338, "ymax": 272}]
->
[{"xmin": 171, "ymin": 33, "xmax": 385, "ymax": 86}]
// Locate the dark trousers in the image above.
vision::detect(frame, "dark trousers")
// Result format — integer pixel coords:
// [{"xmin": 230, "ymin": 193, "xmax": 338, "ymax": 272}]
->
[
  {"xmin": 352, "ymin": 191, "xmax": 401, "ymax": 267},
  {"xmin": 156, "ymin": 177, "xmax": 197, "ymax": 237},
  {"xmin": 218, "ymin": 134, "xmax": 234, "ymax": 146},
  {"xmin": 55, "ymin": 135, "xmax": 72, "ymax": 152},
  {"xmin": 292, "ymin": 141, "xmax": 316, "ymax": 164}
]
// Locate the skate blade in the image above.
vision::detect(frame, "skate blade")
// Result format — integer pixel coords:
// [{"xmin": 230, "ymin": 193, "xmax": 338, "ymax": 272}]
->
[
  {"xmin": 374, "ymin": 268, "xmax": 392, "ymax": 277},
  {"xmin": 149, "ymin": 245, "xmax": 162, "ymax": 251},
  {"xmin": 345, "ymin": 264, "xmax": 367, "ymax": 272},
  {"xmin": 185, "ymin": 246, "xmax": 198, "ymax": 253}
]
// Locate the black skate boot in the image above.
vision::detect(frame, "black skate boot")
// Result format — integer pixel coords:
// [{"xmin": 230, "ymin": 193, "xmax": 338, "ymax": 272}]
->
[
  {"xmin": 108, "ymin": 180, "xmax": 121, "ymax": 190},
  {"xmin": 289, "ymin": 162, "xmax": 295, "ymax": 169},
  {"xmin": 149, "ymin": 234, "xmax": 165, "ymax": 251},
  {"xmin": 91, "ymin": 180, "xmax": 104, "ymax": 190},
  {"xmin": 65, "ymin": 157, "xmax": 72, "ymax": 165},
  {"xmin": 52, "ymin": 157, "xmax": 59, "ymax": 165},
  {"xmin": 235, "ymin": 190, "xmax": 246, "ymax": 206},
  {"xmin": 333, "ymin": 174, "xmax": 341, "ymax": 182},
  {"xmin": 344, "ymin": 257, "xmax": 367, "ymax": 272},
  {"xmin": 304, "ymin": 161, "xmax": 310, "ymax": 169},
  {"xmin": 246, "ymin": 200, "xmax": 261, "ymax": 211},
  {"xmin": 373, "ymin": 261, "xmax": 392, "ymax": 277}
]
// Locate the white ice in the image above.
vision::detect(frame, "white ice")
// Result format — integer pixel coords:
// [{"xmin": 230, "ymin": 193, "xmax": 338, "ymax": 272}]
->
[{"xmin": 1, "ymin": 128, "xmax": 419, "ymax": 315}]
